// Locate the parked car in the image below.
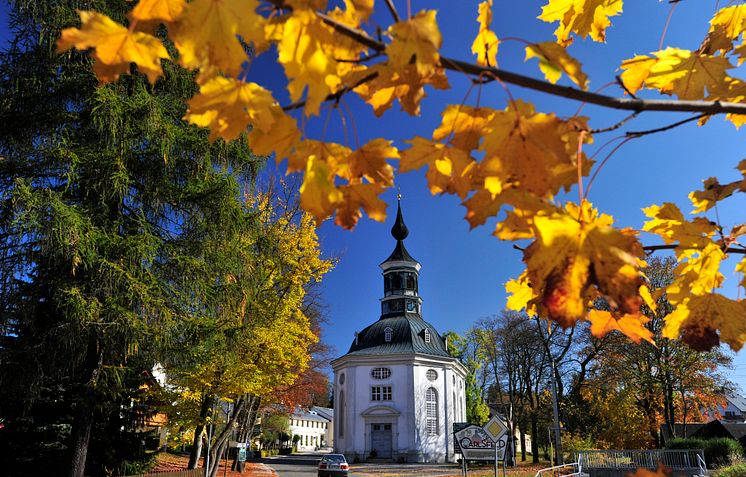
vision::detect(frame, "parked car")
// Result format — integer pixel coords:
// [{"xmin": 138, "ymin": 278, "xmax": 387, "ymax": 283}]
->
[{"xmin": 317, "ymin": 454, "xmax": 349, "ymax": 477}]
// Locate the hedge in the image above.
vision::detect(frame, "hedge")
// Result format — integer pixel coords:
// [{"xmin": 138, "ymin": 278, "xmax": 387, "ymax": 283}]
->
[{"xmin": 666, "ymin": 437, "xmax": 743, "ymax": 468}]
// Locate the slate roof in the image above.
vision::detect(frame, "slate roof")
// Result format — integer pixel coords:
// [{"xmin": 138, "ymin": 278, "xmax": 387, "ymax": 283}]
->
[
  {"xmin": 381, "ymin": 240, "xmax": 417, "ymax": 264},
  {"xmin": 346, "ymin": 314, "xmax": 450, "ymax": 357},
  {"xmin": 312, "ymin": 406, "xmax": 334, "ymax": 421},
  {"xmin": 727, "ymin": 394, "xmax": 746, "ymax": 412},
  {"xmin": 292, "ymin": 407, "xmax": 330, "ymax": 422}
]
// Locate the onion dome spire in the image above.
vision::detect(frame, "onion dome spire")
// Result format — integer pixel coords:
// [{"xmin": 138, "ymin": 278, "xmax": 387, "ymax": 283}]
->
[{"xmin": 391, "ymin": 193, "xmax": 409, "ymax": 241}]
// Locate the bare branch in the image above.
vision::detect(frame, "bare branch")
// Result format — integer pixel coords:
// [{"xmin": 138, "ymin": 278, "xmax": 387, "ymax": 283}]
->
[
  {"xmin": 643, "ymin": 243, "xmax": 746, "ymax": 254},
  {"xmin": 626, "ymin": 113, "xmax": 709, "ymax": 137},
  {"xmin": 384, "ymin": 0, "xmax": 401, "ymax": 23}
]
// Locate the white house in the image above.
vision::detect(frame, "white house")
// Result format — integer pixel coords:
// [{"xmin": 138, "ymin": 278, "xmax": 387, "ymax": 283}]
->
[
  {"xmin": 289, "ymin": 407, "xmax": 332, "ymax": 451},
  {"xmin": 711, "ymin": 393, "xmax": 746, "ymax": 423},
  {"xmin": 331, "ymin": 200, "xmax": 468, "ymax": 463}
]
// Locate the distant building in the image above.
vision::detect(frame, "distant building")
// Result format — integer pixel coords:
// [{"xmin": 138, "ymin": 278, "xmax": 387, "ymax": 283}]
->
[
  {"xmin": 712, "ymin": 394, "xmax": 746, "ymax": 423},
  {"xmin": 289, "ymin": 407, "xmax": 332, "ymax": 451},
  {"xmin": 660, "ymin": 419, "xmax": 746, "ymax": 448},
  {"xmin": 331, "ymin": 200, "xmax": 468, "ymax": 463}
]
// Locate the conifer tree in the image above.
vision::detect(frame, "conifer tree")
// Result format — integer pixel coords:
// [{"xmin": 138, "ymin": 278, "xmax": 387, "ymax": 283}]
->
[{"xmin": 0, "ymin": 1, "xmax": 261, "ymax": 475}]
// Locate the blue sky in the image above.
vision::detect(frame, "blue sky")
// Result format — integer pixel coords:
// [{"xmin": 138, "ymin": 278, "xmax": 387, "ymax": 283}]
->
[{"xmin": 2, "ymin": 1, "xmax": 746, "ymax": 391}]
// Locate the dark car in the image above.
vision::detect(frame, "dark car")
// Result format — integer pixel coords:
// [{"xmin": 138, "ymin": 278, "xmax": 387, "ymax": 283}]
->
[{"xmin": 317, "ymin": 453, "xmax": 349, "ymax": 477}]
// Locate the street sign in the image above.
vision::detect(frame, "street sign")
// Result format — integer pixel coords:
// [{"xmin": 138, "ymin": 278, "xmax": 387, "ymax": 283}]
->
[
  {"xmin": 229, "ymin": 441, "xmax": 247, "ymax": 448},
  {"xmin": 454, "ymin": 424, "xmax": 509, "ymax": 461},
  {"xmin": 483, "ymin": 416, "xmax": 508, "ymax": 441},
  {"xmin": 238, "ymin": 448, "xmax": 247, "ymax": 462}
]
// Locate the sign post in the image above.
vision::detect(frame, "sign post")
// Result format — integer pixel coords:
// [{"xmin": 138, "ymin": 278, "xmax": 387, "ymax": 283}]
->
[{"xmin": 453, "ymin": 416, "xmax": 510, "ymax": 477}]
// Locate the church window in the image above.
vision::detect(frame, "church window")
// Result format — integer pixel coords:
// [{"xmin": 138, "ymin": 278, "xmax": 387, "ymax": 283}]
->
[
  {"xmin": 372, "ymin": 385, "xmax": 392, "ymax": 401},
  {"xmin": 405, "ymin": 273, "xmax": 415, "ymax": 289},
  {"xmin": 384, "ymin": 327, "xmax": 393, "ymax": 342},
  {"xmin": 426, "ymin": 388, "xmax": 438, "ymax": 435},
  {"xmin": 372, "ymin": 367, "xmax": 391, "ymax": 379},
  {"xmin": 426, "ymin": 369, "xmax": 438, "ymax": 381},
  {"xmin": 424, "ymin": 328, "xmax": 431, "ymax": 343}
]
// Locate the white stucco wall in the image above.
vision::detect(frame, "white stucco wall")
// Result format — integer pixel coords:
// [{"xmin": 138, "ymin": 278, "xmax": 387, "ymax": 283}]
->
[{"xmin": 332, "ymin": 354, "xmax": 467, "ymax": 463}]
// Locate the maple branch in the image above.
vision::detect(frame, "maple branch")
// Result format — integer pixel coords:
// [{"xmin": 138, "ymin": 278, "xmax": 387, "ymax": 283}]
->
[
  {"xmin": 643, "ymin": 244, "xmax": 746, "ymax": 254},
  {"xmin": 282, "ymin": 71, "xmax": 379, "ymax": 111},
  {"xmin": 591, "ymin": 111, "xmax": 640, "ymax": 134},
  {"xmin": 384, "ymin": 0, "xmax": 401, "ymax": 23},
  {"xmin": 625, "ymin": 113, "xmax": 709, "ymax": 137},
  {"xmin": 315, "ymin": 12, "xmax": 746, "ymax": 116}
]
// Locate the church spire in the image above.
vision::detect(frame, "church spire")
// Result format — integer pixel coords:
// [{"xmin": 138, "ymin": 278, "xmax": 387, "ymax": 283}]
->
[{"xmin": 391, "ymin": 194, "xmax": 409, "ymax": 241}]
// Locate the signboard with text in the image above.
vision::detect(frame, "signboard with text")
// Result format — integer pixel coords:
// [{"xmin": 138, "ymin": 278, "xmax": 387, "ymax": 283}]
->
[{"xmin": 453, "ymin": 424, "xmax": 509, "ymax": 461}]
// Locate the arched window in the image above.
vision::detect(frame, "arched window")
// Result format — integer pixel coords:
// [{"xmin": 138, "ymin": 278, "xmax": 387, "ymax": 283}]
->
[
  {"xmin": 384, "ymin": 327, "xmax": 393, "ymax": 342},
  {"xmin": 426, "ymin": 387, "xmax": 438, "ymax": 435},
  {"xmin": 405, "ymin": 273, "xmax": 415, "ymax": 289},
  {"xmin": 339, "ymin": 390, "xmax": 345, "ymax": 437}
]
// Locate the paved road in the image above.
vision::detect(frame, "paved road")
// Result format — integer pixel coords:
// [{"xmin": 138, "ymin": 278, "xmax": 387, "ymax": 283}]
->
[
  {"xmin": 262, "ymin": 453, "xmax": 463, "ymax": 477},
  {"xmin": 262, "ymin": 454, "xmax": 362, "ymax": 477}
]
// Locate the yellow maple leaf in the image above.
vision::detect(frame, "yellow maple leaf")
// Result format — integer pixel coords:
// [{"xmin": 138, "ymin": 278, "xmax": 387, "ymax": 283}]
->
[
  {"xmin": 505, "ymin": 272, "xmax": 537, "ymax": 315},
  {"xmin": 479, "ymin": 100, "xmax": 592, "ymax": 198},
  {"xmin": 642, "ymin": 202, "xmax": 717, "ymax": 250},
  {"xmin": 300, "ymin": 155, "xmax": 343, "ymax": 225},
  {"xmin": 400, "ymin": 137, "xmax": 476, "ymax": 199},
  {"xmin": 387, "ymin": 10, "xmax": 442, "ymax": 77},
  {"xmin": 432, "ymin": 105, "xmax": 495, "ymax": 152},
  {"xmin": 524, "ymin": 201, "xmax": 645, "ymax": 327},
  {"xmin": 689, "ymin": 177, "xmax": 741, "ymax": 213},
  {"xmin": 663, "ymin": 293, "xmax": 746, "ymax": 351},
  {"xmin": 737, "ymin": 257, "xmax": 746, "ymax": 289},
  {"xmin": 538, "ymin": 0, "xmax": 623, "ymax": 46},
  {"xmin": 706, "ymin": 5, "xmax": 746, "ymax": 53},
  {"xmin": 248, "ymin": 107, "xmax": 301, "ymax": 161},
  {"xmin": 666, "ymin": 242, "xmax": 725, "ymax": 306},
  {"xmin": 288, "ymin": 140, "xmax": 351, "ymax": 174},
  {"xmin": 351, "ymin": 63, "xmax": 450, "ymax": 117},
  {"xmin": 471, "ymin": 0, "xmax": 499, "ymax": 67},
  {"xmin": 277, "ymin": 9, "xmax": 342, "ymax": 116},
  {"xmin": 129, "ymin": 0, "xmax": 185, "ymax": 23},
  {"xmin": 184, "ymin": 77, "xmax": 278, "ymax": 141},
  {"xmin": 58, "ymin": 10, "xmax": 169, "ymax": 84},
  {"xmin": 172, "ymin": 0, "xmax": 266, "ymax": 77},
  {"xmin": 620, "ymin": 48, "xmax": 733, "ymax": 100},
  {"xmin": 587, "ymin": 309, "xmax": 654, "ymax": 344},
  {"xmin": 335, "ymin": 183, "xmax": 388, "ymax": 229},
  {"xmin": 332, "ymin": 139, "xmax": 399, "ymax": 187},
  {"xmin": 525, "ymin": 42, "xmax": 588, "ymax": 90}
]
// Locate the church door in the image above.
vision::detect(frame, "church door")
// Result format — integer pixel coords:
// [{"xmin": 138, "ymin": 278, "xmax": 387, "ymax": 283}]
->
[{"xmin": 370, "ymin": 423, "xmax": 392, "ymax": 458}]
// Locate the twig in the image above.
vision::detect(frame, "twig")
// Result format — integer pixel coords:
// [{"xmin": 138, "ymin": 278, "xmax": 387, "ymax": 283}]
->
[
  {"xmin": 590, "ymin": 111, "xmax": 640, "ymax": 134},
  {"xmin": 643, "ymin": 243, "xmax": 746, "ymax": 254},
  {"xmin": 384, "ymin": 0, "xmax": 401, "ymax": 23},
  {"xmin": 625, "ymin": 113, "xmax": 709, "ymax": 137},
  {"xmin": 282, "ymin": 72, "xmax": 379, "ymax": 111}
]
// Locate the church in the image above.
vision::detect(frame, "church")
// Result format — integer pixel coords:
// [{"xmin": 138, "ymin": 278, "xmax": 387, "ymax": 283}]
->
[{"xmin": 331, "ymin": 200, "xmax": 468, "ymax": 463}]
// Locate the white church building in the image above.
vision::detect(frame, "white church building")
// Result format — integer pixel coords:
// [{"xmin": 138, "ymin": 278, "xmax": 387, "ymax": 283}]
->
[{"xmin": 331, "ymin": 201, "xmax": 468, "ymax": 463}]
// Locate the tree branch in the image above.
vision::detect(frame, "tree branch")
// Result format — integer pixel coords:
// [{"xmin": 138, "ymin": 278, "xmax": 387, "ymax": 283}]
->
[
  {"xmin": 314, "ymin": 11, "xmax": 746, "ymax": 116},
  {"xmin": 643, "ymin": 243, "xmax": 746, "ymax": 254}
]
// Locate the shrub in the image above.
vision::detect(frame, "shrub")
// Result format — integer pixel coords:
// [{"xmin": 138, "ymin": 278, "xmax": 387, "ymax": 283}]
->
[
  {"xmin": 714, "ymin": 463, "xmax": 746, "ymax": 477},
  {"xmin": 666, "ymin": 437, "xmax": 743, "ymax": 468},
  {"xmin": 563, "ymin": 432, "xmax": 596, "ymax": 463}
]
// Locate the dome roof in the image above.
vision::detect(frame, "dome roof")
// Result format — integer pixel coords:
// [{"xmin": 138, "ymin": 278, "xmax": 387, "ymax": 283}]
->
[{"xmin": 347, "ymin": 315, "xmax": 449, "ymax": 357}]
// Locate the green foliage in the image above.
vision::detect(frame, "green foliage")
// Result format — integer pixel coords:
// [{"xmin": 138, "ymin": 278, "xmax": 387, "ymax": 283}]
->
[
  {"xmin": 714, "ymin": 463, "xmax": 746, "ymax": 477},
  {"xmin": 562, "ymin": 432, "xmax": 596, "ymax": 462},
  {"xmin": 666, "ymin": 437, "xmax": 743, "ymax": 468}
]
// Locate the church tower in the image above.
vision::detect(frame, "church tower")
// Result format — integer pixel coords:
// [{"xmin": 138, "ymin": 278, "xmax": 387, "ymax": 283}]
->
[{"xmin": 331, "ymin": 199, "xmax": 468, "ymax": 463}]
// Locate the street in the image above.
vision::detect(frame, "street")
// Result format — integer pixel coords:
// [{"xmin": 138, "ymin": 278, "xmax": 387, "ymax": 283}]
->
[{"xmin": 262, "ymin": 454, "xmax": 361, "ymax": 477}]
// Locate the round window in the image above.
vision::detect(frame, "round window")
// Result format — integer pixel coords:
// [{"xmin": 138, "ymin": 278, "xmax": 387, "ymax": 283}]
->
[
  {"xmin": 426, "ymin": 369, "xmax": 438, "ymax": 381},
  {"xmin": 371, "ymin": 367, "xmax": 392, "ymax": 379},
  {"xmin": 339, "ymin": 373, "xmax": 345, "ymax": 385}
]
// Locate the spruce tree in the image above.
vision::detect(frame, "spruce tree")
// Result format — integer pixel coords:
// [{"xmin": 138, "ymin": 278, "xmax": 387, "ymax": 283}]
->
[{"xmin": 0, "ymin": 1, "xmax": 262, "ymax": 475}]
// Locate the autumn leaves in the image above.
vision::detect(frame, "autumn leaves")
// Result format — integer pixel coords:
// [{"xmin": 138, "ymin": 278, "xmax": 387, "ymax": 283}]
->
[{"xmin": 56, "ymin": 0, "xmax": 746, "ymax": 351}]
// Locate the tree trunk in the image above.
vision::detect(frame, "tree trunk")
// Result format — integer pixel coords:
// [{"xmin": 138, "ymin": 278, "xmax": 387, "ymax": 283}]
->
[
  {"xmin": 68, "ymin": 337, "xmax": 104, "ymax": 477},
  {"xmin": 520, "ymin": 427, "xmax": 527, "ymax": 461},
  {"xmin": 189, "ymin": 394, "xmax": 215, "ymax": 469},
  {"xmin": 531, "ymin": 413, "xmax": 539, "ymax": 464}
]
